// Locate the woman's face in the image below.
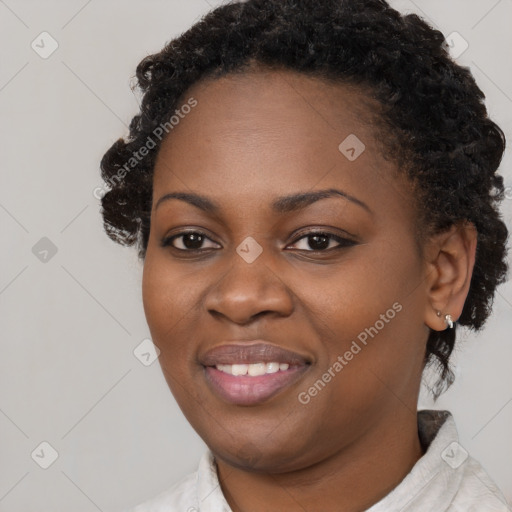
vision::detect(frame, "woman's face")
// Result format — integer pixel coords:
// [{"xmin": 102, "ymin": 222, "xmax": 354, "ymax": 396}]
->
[{"xmin": 142, "ymin": 69, "xmax": 431, "ymax": 472}]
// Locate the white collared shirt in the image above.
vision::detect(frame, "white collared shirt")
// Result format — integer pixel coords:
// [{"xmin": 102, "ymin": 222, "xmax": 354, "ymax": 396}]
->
[{"xmin": 125, "ymin": 410, "xmax": 510, "ymax": 511}]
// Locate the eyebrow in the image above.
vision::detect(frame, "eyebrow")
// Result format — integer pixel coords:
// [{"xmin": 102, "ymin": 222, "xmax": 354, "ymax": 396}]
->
[{"xmin": 155, "ymin": 188, "xmax": 373, "ymax": 216}]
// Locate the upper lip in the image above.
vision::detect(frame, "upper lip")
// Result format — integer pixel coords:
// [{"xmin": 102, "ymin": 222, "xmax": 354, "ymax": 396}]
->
[{"xmin": 200, "ymin": 341, "xmax": 311, "ymax": 366}]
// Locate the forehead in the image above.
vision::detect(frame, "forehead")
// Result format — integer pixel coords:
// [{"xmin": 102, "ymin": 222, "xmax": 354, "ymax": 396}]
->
[{"xmin": 152, "ymin": 68, "xmax": 405, "ymax": 212}]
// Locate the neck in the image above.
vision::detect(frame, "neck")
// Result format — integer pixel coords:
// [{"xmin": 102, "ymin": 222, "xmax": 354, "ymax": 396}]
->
[{"xmin": 216, "ymin": 408, "xmax": 425, "ymax": 512}]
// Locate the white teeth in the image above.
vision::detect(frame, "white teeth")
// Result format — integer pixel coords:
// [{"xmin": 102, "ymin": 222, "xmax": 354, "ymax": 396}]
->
[
  {"xmin": 266, "ymin": 362, "xmax": 280, "ymax": 374},
  {"xmin": 215, "ymin": 362, "xmax": 291, "ymax": 376},
  {"xmin": 231, "ymin": 364, "xmax": 248, "ymax": 376},
  {"xmin": 248, "ymin": 362, "xmax": 266, "ymax": 376}
]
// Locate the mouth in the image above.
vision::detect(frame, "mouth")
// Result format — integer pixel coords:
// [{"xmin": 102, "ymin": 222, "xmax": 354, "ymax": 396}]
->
[{"xmin": 200, "ymin": 341, "xmax": 311, "ymax": 406}]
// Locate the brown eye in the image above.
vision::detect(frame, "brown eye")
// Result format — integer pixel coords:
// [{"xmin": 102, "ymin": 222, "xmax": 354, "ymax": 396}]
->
[
  {"xmin": 161, "ymin": 231, "xmax": 220, "ymax": 251},
  {"xmin": 288, "ymin": 231, "xmax": 357, "ymax": 252}
]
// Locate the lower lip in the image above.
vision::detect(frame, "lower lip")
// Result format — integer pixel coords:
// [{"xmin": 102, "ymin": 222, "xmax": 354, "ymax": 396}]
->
[{"xmin": 204, "ymin": 365, "xmax": 309, "ymax": 406}]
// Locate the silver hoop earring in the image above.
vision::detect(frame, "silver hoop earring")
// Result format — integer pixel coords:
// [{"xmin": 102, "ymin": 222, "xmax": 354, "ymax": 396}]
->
[{"xmin": 436, "ymin": 310, "xmax": 454, "ymax": 329}]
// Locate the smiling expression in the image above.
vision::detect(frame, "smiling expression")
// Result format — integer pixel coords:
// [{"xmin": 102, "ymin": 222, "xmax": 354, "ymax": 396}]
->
[{"xmin": 141, "ymin": 68, "xmax": 431, "ymax": 472}]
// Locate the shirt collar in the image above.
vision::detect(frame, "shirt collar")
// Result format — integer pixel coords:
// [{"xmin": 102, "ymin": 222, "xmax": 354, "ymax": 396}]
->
[
  {"xmin": 366, "ymin": 409, "xmax": 462, "ymax": 511},
  {"xmin": 196, "ymin": 448, "xmax": 232, "ymax": 512},
  {"xmin": 195, "ymin": 410, "xmax": 463, "ymax": 511}
]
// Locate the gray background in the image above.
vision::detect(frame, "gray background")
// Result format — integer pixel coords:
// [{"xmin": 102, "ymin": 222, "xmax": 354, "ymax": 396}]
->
[{"xmin": 1, "ymin": 0, "xmax": 511, "ymax": 510}]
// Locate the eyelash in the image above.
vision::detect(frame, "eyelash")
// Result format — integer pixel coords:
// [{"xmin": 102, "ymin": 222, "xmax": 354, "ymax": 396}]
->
[{"xmin": 160, "ymin": 229, "xmax": 357, "ymax": 254}]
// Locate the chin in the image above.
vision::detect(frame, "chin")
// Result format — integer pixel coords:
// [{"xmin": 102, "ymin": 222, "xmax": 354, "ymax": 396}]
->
[{"xmin": 206, "ymin": 430, "xmax": 317, "ymax": 474}]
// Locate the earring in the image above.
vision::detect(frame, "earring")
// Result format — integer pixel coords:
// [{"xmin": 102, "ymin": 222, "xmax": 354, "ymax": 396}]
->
[{"xmin": 436, "ymin": 310, "xmax": 454, "ymax": 329}]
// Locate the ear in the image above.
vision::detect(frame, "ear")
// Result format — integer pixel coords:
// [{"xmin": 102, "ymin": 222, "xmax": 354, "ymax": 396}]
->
[{"xmin": 423, "ymin": 221, "xmax": 477, "ymax": 331}]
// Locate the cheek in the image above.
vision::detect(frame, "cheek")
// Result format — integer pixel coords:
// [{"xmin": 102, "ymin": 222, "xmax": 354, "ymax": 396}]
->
[
  {"xmin": 142, "ymin": 258, "xmax": 170, "ymax": 334},
  {"xmin": 295, "ymin": 239, "xmax": 418, "ymax": 334},
  {"xmin": 299, "ymin": 238, "xmax": 424, "ymax": 396},
  {"xmin": 142, "ymin": 255, "xmax": 207, "ymax": 413},
  {"xmin": 141, "ymin": 252, "xmax": 200, "ymax": 363}
]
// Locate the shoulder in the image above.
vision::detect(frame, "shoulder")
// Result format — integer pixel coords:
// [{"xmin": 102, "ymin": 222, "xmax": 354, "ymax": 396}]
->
[
  {"xmin": 126, "ymin": 470, "xmax": 199, "ymax": 512},
  {"xmin": 122, "ymin": 450, "xmax": 228, "ymax": 512},
  {"xmin": 448, "ymin": 455, "xmax": 511, "ymax": 511},
  {"xmin": 366, "ymin": 410, "xmax": 511, "ymax": 512}
]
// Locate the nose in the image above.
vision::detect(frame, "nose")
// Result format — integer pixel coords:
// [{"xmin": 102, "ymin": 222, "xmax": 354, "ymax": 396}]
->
[{"xmin": 204, "ymin": 248, "xmax": 294, "ymax": 325}]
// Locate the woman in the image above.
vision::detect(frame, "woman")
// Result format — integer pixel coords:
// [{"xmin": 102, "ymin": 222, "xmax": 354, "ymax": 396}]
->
[{"xmin": 100, "ymin": 0, "xmax": 510, "ymax": 510}]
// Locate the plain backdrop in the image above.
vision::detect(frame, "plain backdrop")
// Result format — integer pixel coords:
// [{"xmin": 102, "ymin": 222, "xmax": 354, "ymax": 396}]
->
[{"xmin": 1, "ymin": 0, "xmax": 511, "ymax": 510}]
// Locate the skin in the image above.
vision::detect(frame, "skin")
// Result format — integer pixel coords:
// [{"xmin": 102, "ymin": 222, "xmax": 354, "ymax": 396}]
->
[{"xmin": 142, "ymin": 68, "xmax": 477, "ymax": 512}]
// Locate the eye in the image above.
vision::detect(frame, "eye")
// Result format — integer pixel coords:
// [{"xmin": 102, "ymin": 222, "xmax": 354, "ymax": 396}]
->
[
  {"xmin": 161, "ymin": 231, "xmax": 220, "ymax": 252},
  {"xmin": 161, "ymin": 229, "xmax": 357, "ymax": 253},
  {"xmin": 287, "ymin": 230, "xmax": 357, "ymax": 252}
]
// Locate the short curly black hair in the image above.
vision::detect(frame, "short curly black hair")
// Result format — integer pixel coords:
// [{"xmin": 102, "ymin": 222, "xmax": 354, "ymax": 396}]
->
[{"xmin": 100, "ymin": 0, "xmax": 509, "ymax": 398}]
